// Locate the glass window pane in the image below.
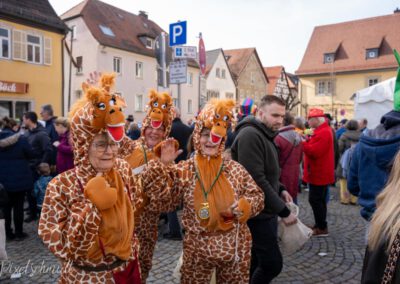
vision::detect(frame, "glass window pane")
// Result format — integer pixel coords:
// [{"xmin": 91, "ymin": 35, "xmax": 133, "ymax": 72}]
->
[
  {"xmin": 35, "ymin": 46, "xmax": 40, "ymax": 63},
  {"xmin": 27, "ymin": 45, "xmax": 33, "ymax": 62},
  {"xmin": 15, "ymin": 102, "xmax": 30, "ymax": 120},
  {"xmin": 27, "ymin": 35, "xmax": 40, "ymax": 44},
  {"xmin": 0, "ymin": 28, "xmax": 8, "ymax": 37},
  {"xmin": 0, "ymin": 101, "xmax": 12, "ymax": 118},
  {"xmin": 2, "ymin": 39, "xmax": 8, "ymax": 58}
]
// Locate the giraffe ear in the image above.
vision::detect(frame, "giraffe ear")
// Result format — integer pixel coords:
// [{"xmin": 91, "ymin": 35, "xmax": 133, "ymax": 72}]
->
[
  {"xmin": 82, "ymin": 82, "xmax": 89, "ymax": 93},
  {"xmin": 86, "ymin": 87, "xmax": 102, "ymax": 104}
]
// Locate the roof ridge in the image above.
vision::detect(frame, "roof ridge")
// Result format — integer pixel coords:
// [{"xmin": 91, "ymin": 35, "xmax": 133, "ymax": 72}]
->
[
  {"xmin": 315, "ymin": 12, "xmax": 400, "ymax": 29},
  {"xmin": 60, "ymin": 0, "xmax": 89, "ymax": 18}
]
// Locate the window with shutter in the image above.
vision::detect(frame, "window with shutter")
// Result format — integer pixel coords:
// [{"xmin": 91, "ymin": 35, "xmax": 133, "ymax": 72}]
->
[
  {"xmin": 44, "ymin": 37, "xmax": 51, "ymax": 65},
  {"xmin": 12, "ymin": 29, "xmax": 27, "ymax": 61},
  {"xmin": 0, "ymin": 28, "xmax": 10, "ymax": 59}
]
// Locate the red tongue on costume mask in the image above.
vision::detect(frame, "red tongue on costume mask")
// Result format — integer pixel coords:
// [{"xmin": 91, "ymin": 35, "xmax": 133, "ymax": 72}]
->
[
  {"xmin": 210, "ymin": 132, "xmax": 222, "ymax": 145},
  {"xmin": 107, "ymin": 125, "xmax": 124, "ymax": 142},
  {"xmin": 151, "ymin": 120, "xmax": 162, "ymax": 129}
]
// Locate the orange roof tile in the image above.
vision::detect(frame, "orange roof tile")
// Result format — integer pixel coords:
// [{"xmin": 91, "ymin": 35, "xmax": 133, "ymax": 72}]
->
[
  {"xmin": 264, "ymin": 66, "xmax": 283, "ymax": 94},
  {"xmin": 296, "ymin": 13, "xmax": 400, "ymax": 75}
]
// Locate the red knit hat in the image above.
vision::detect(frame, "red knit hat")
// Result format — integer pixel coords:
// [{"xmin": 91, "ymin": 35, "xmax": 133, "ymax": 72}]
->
[{"xmin": 308, "ymin": 108, "xmax": 325, "ymax": 118}]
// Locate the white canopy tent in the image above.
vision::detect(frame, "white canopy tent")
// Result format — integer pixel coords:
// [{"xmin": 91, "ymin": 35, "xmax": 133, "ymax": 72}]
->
[{"xmin": 352, "ymin": 77, "xmax": 395, "ymax": 129}]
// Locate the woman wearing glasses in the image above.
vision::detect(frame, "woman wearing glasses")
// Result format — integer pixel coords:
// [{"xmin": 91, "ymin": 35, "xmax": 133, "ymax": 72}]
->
[{"xmin": 38, "ymin": 75, "xmax": 179, "ymax": 283}]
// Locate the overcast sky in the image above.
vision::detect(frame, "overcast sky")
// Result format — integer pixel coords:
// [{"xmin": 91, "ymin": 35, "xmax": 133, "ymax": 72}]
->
[{"xmin": 50, "ymin": 0, "xmax": 399, "ymax": 73}]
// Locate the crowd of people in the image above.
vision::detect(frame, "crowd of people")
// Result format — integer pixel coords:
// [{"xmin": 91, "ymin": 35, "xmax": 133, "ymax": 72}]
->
[{"xmin": 0, "ymin": 72, "xmax": 400, "ymax": 283}]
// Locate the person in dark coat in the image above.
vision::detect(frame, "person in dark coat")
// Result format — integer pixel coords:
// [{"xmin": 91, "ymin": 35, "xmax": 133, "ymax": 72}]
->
[
  {"xmin": 0, "ymin": 117, "xmax": 33, "ymax": 240},
  {"xmin": 303, "ymin": 108, "xmax": 335, "ymax": 237},
  {"xmin": 231, "ymin": 95, "xmax": 297, "ymax": 284},
  {"xmin": 23, "ymin": 111, "xmax": 52, "ymax": 222},
  {"xmin": 40, "ymin": 105, "xmax": 58, "ymax": 172},
  {"xmin": 361, "ymin": 150, "xmax": 400, "ymax": 283},
  {"xmin": 337, "ymin": 120, "xmax": 361, "ymax": 205},
  {"xmin": 275, "ymin": 112, "xmax": 303, "ymax": 204}
]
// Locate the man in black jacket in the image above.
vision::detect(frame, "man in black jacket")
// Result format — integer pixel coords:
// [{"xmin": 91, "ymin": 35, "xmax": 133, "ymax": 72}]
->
[
  {"xmin": 231, "ymin": 95, "xmax": 297, "ymax": 284},
  {"xmin": 23, "ymin": 111, "xmax": 52, "ymax": 222},
  {"xmin": 40, "ymin": 105, "xmax": 58, "ymax": 172}
]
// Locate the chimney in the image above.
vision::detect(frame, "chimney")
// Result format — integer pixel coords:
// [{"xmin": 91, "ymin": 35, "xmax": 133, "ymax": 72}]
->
[
  {"xmin": 394, "ymin": 7, "xmax": 400, "ymax": 13},
  {"xmin": 139, "ymin": 11, "xmax": 148, "ymax": 19}
]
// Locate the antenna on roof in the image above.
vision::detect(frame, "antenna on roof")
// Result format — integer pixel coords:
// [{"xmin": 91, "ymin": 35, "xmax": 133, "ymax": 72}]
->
[
  {"xmin": 394, "ymin": 7, "xmax": 400, "ymax": 13},
  {"xmin": 139, "ymin": 10, "xmax": 148, "ymax": 19}
]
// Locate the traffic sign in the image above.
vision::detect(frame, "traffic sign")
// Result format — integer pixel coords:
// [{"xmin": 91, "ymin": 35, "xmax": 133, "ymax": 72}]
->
[
  {"xmin": 198, "ymin": 35, "xmax": 206, "ymax": 75},
  {"xmin": 173, "ymin": 46, "xmax": 197, "ymax": 59},
  {"xmin": 169, "ymin": 21, "xmax": 187, "ymax": 46},
  {"xmin": 169, "ymin": 60, "xmax": 187, "ymax": 84}
]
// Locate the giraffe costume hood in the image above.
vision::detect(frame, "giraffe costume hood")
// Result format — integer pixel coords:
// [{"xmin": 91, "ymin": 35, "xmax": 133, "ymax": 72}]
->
[{"xmin": 124, "ymin": 90, "xmax": 176, "ymax": 168}]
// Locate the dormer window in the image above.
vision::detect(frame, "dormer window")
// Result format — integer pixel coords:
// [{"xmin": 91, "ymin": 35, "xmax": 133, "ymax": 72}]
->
[
  {"xmin": 99, "ymin": 25, "xmax": 115, "ymax": 37},
  {"xmin": 366, "ymin": 48, "xmax": 379, "ymax": 59},
  {"xmin": 324, "ymin": 53, "xmax": 335, "ymax": 64},
  {"xmin": 146, "ymin": 38, "xmax": 153, "ymax": 49}
]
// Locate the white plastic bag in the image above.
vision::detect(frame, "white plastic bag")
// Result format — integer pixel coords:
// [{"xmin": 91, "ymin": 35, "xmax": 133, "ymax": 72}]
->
[
  {"xmin": 0, "ymin": 219, "xmax": 8, "ymax": 260},
  {"xmin": 278, "ymin": 202, "xmax": 312, "ymax": 254}
]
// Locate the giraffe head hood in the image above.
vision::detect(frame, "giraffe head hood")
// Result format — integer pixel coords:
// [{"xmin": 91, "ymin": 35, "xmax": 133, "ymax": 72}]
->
[
  {"xmin": 69, "ymin": 73, "xmax": 127, "ymax": 170},
  {"xmin": 193, "ymin": 98, "xmax": 236, "ymax": 157},
  {"xmin": 140, "ymin": 90, "xmax": 174, "ymax": 141}
]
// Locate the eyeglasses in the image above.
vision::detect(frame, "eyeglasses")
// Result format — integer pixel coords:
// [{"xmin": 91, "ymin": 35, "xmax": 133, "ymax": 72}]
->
[{"xmin": 92, "ymin": 142, "xmax": 119, "ymax": 153}]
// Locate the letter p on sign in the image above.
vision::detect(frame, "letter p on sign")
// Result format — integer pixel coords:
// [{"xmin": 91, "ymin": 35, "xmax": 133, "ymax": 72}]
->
[{"xmin": 169, "ymin": 21, "xmax": 187, "ymax": 46}]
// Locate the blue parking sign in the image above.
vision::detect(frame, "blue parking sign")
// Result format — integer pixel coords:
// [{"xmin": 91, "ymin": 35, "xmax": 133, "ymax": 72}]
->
[{"xmin": 169, "ymin": 21, "xmax": 187, "ymax": 46}]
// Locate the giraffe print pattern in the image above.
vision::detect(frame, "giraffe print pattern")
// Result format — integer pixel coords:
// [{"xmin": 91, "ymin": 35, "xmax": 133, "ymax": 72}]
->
[
  {"xmin": 38, "ymin": 101, "xmax": 168, "ymax": 283},
  {"xmin": 163, "ymin": 158, "xmax": 264, "ymax": 283}
]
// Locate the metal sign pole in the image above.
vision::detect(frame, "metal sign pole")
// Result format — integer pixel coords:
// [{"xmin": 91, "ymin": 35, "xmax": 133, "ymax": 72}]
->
[
  {"xmin": 161, "ymin": 32, "xmax": 167, "ymax": 88},
  {"xmin": 178, "ymin": 82, "xmax": 181, "ymax": 112}
]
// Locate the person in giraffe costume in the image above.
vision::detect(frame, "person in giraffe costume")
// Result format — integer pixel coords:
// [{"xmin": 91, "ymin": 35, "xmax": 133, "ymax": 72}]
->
[
  {"xmin": 161, "ymin": 98, "xmax": 265, "ymax": 283},
  {"xmin": 118, "ymin": 90, "xmax": 179, "ymax": 283},
  {"xmin": 38, "ymin": 74, "xmax": 178, "ymax": 283}
]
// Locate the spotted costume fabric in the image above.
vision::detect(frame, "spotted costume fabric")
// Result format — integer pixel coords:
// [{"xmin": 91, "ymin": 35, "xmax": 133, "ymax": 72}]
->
[
  {"xmin": 118, "ymin": 90, "xmax": 175, "ymax": 283},
  {"xmin": 160, "ymin": 99, "xmax": 265, "ymax": 283},
  {"xmin": 38, "ymin": 77, "xmax": 168, "ymax": 283}
]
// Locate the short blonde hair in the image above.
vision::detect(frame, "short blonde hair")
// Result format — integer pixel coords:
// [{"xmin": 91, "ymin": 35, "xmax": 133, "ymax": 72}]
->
[{"xmin": 54, "ymin": 117, "xmax": 70, "ymax": 130}]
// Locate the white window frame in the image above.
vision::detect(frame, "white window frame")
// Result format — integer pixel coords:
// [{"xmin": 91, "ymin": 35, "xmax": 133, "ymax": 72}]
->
[
  {"xmin": 187, "ymin": 72, "xmax": 193, "ymax": 86},
  {"xmin": 188, "ymin": 99, "xmax": 193, "ymax": 114},
  {"xmin": 0, "ymin": 27, "xmax": 11, "ymax": 59},
  {"xmin": 367, "ymin": 76, "xmax": 380, "ymax": 87},
  {"xmin": 0, "ymin": 99, "xmax": 33, "ymax": 119},
  {"xmin": 316, "ymin": 79, "xmax": 334, "ymax": 96},
  {"xmin": 145, "ymin": 38, "xmax": 153, "ymax": 49},
  {"xmin": 71, "ymin": 25, "xmax": 77, "ymax": 40},
  {"xmin": 366, "ymin": 48, "xmax": 379, "ymax": 59},
  {"xmin": 113, "ymin": 57, "xmax": 121, "ymax": 74},
  {"xmin": 324, "ymin": 53, "xmax": 335, "ymax": 64},
  {"xmin": 136, "ymin": 61, "xmax": 143, "ymax": 79},
  {"xmin": 135, "ymin": 94, "xmax": 144, "ymax": 112},
  {"xmin": 99, "ymin": 25, "xmax": 115, "ymax": 37},
  {"xmin": 26, "ymin": 33, "xmax": 42, "ymax": 64},
  {"xmin": 221, "ymin": 69, "xmax": 226, "ymax": 79},
  {"xmin": 216, "ymin": 68, "xmax": 220, "ymax": 78},
  {"xmin": 76, "ymin": 56, "xmax": 83, "ymax": 74}
]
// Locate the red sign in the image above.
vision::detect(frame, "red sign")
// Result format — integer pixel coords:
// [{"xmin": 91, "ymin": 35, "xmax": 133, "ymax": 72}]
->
[
  {"xmin": 198, "ymin": 34, "xmax": 206, "ymax": 75},
  {"xmin": 0, "ymin": 80, "xmax": 29, "ymax": 94}
]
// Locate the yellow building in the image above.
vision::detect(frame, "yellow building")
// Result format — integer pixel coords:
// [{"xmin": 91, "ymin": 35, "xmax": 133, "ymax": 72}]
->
[
  {"xmin": 0, "ymin": 0, "xmax": 67, "ymax": 119},
  {"xmin": 296, "ymin": 12, "xmax": 400, "ymax": 121}
]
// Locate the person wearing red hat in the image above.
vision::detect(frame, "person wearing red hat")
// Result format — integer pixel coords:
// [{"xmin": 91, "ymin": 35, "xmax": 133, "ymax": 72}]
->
[{"xmin": 303, "ymin": 108, "xmax": 335, "ymax": 237}]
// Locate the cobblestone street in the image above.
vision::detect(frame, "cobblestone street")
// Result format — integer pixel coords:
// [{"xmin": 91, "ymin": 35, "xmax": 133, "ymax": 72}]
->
[{"xmin": 0, "ymin": 187, "xmax": 366, "ymax": 283}]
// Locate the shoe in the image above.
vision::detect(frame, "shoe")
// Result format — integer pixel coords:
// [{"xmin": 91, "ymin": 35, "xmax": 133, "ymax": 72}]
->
[
  {"xmin": 312, "ymin": 228, "xmax": 329, "ymax": 237},
  {"xmin": 24, "ymin": 215, "xmax": 38, "ymax": 223},
  {"xmin": 163, "ymin": 233, "xmax": 182, "ymax": 241},
  {"xmin": 6, "ymin": 232, "xmax": 15, "ymax": 241},
  {"xmin": 15, "ymin": 232, "xmax": 28, "ymax": 241}
]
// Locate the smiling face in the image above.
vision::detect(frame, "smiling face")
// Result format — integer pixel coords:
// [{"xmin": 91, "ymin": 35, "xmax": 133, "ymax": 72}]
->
[
  {"xmin": 203, "ymin": 99, "xmax": 235, "ymax": 145},
  {"xmin": 88, "ymin": 133, "xmax": 118, "ymax": 173},
  {"xmin": 199, "ymin": 128, "xmax": 220, "ymax": 156},
  {"xmin": 144, "ymin": 124, "xmax": 165, "ymax": 149}
]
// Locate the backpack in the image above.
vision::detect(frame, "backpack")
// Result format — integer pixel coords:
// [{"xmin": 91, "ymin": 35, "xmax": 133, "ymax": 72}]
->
[{"xmin": 340, "ymin": 144, "xmax": 356, "ymax": 179}]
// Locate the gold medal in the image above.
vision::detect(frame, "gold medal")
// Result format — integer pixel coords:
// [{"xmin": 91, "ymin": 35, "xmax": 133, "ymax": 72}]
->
[{"xmin": 198, "ymin": 203, "xmax": 210, "ymax": 220}]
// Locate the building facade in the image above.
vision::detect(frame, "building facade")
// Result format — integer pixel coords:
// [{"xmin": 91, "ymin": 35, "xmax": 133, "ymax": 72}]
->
[
  {"xmin": 224, "ymin": 48, "xmax": 268, "ymax": 104},
  {"xmin": 296, "ymin": 12, "xmax": 400, "ymax": 120},
  {"xmin": 0, "ymin": 0, "xmax": 67, "ymax": 119},
  {"xmin": 204, "ymin": 49, "xmax": 236, "ymax": 102},
  {"xmin": 62, "ymin": 0, "xmax": 199, "ymax": 123}
]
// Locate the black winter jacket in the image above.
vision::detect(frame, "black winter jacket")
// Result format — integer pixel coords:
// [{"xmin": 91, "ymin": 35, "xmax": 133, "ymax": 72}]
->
[{"xmin": 231, "ymin": 117, "xmax": 289, "ymax": 219}]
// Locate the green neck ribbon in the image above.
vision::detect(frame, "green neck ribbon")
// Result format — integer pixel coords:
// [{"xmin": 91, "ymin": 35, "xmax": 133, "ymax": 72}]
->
[{"xmin": 393, "ymin": 49, "xmax": 400, "ymax": 111}]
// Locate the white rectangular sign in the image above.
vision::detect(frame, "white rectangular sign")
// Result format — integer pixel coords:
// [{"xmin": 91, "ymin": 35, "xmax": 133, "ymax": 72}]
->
[
  {"xmin": 173, "ymin": 46, "xmax": 197, "ymax": 59},
  {"xmin": 169, "ymin": 60, "xmax": 187, "ymax": 84}
]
